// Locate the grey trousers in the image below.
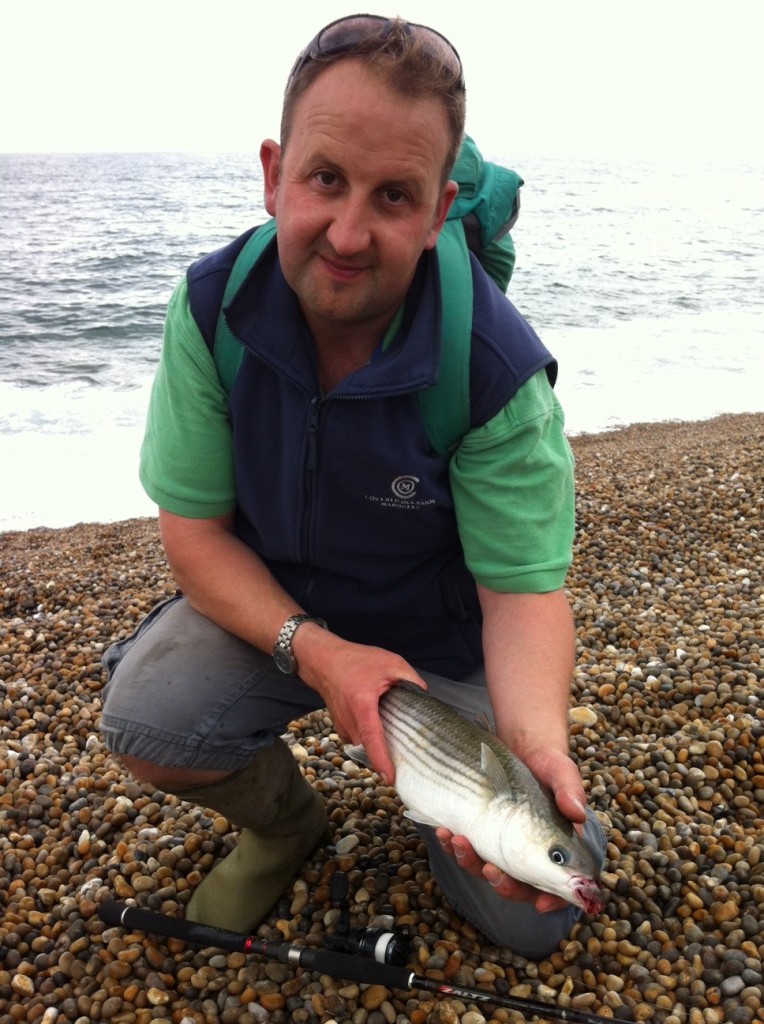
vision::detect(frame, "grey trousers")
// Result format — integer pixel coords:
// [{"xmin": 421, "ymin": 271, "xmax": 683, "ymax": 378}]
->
[{"xmin": 100, "ymin": 595, "xmax": 605, "ymax": 957}]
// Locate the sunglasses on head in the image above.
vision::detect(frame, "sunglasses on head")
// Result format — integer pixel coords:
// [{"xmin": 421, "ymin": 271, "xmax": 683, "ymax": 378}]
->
[{"xmin": 288, "ymin": 13, "xmax": 464, "ymax": 89}]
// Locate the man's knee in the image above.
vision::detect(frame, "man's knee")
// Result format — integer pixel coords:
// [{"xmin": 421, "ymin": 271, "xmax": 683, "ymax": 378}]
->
[{"xmin": 117, "ymin": 754, "xmax": 233, "ymax": 793}]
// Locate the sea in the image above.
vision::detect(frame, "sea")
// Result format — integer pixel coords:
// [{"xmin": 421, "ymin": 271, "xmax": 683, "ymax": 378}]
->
[{"xmin": 1, "ymin": 151, "xmax": 762, "ymax": 534}]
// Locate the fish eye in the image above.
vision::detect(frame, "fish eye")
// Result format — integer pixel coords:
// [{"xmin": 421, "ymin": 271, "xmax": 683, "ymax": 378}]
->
[{"xmin": 549, "ymin": 844, "xmax": 570, "ymax": 866}]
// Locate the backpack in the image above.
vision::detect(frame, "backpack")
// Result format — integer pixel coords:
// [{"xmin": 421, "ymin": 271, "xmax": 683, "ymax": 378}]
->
[{"xmin": 192, "ymin": 136, "xmax": 523, "ymax": 459}]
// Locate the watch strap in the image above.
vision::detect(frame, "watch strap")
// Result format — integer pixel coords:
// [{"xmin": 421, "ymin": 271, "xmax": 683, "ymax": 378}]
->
[{"xmin": 272, "ymin": 613, "xmax": 327, "ymax": 674}]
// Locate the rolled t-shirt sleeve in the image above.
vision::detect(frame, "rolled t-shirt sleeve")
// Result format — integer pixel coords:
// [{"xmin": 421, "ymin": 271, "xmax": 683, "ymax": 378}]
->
[
  {"xmin": 449, "ymin": 369, "xmax": 575, "ymax": 593},
  {"xmin": 139, "ymin": 279, "xmax": 237, "ymax": 518}
]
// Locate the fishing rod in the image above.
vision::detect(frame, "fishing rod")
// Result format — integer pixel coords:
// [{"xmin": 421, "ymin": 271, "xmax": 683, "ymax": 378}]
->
[{"xmin": 98, "ymin": 901, "xmax": 613, "ymax": 1024}]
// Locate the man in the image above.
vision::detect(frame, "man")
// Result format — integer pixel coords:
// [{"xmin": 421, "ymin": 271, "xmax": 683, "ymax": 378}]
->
[{"xmin": 101, "ymin": 14, "xmax": 604, "ymax": 958}]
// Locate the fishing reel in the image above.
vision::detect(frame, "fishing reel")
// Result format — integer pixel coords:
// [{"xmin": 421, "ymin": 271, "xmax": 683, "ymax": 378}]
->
[{"xmin": 324, "ymin": 870, "xmax": 410, "ymax": 967}]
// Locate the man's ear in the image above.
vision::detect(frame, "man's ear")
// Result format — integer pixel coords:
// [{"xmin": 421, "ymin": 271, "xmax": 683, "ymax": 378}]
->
[
  {"xmin": 260, "ymin": 139, "xmax": 281, "ymax": 217},
  {"xmin": 424, "ymin": 179, "xmax": 459, "ymax": 251}
]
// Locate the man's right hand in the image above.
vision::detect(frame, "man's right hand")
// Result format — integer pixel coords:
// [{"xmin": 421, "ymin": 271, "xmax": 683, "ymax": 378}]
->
[{"xmin": 292, "ymin": 626, "xmax": 426, "ymax": 784}]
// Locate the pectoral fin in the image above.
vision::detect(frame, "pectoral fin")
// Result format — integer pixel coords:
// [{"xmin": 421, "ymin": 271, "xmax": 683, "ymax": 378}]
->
[
  {"xmin": 480, "ymin": 742, "xmax": 509, "ymax": 796},
  {"xmin": 343, "ymin": 743, "xmax": 372, "ymax": 769},
  {"xmin": 403, "ymin": 808, "xmax": 443, "ymax": 828}
]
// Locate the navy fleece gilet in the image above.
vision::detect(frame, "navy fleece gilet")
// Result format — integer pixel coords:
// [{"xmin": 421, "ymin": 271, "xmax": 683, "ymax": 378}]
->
[{"xmin": 186, "ymin": 232, "xmax": 556, "ymax": 677}]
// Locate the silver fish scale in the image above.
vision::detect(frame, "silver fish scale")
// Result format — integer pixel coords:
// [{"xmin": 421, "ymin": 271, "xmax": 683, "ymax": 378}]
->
[
  {"xmin": 379, "ymin": 685, "xmax": 568, "ymax": 830},
  {"xmin": 380, "ymin": 689, "xmax": 486, "ymax": 789}
]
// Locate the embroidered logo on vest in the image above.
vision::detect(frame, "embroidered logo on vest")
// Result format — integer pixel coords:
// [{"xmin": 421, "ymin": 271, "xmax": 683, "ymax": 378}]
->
[{"xmin": 391, "ymin": 475, "xmax": 419, "ymax": 500}]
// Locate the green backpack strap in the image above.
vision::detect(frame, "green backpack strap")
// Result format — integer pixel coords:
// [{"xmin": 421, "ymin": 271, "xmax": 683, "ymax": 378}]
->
[
  {"xmin": 213, "ymin": 219, "xmax": 278, "ymax": 392},
  {"xmin": 417, "ymin": 219, "xmax": 473, "ymax": 459},
  {"xmin": 414, "ymin": 135, "xmax": 523, "ymax": 458}
]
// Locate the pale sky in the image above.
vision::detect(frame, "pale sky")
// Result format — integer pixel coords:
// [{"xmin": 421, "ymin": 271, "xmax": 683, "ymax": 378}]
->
[{"xmin": 1, "ymin": 0, "xmax": 763, "ymax": 163}]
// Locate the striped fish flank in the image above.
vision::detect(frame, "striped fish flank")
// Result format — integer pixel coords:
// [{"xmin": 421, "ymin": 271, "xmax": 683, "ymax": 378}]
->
[{"xmin": 373, "ymin": 684, "xmax": 604, "ymax": 914}]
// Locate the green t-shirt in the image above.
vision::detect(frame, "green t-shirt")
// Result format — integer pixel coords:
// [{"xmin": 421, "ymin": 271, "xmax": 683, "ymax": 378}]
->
[{"xmin": 140, "ymin": 278, "xmax": 574, "ymax": 593}]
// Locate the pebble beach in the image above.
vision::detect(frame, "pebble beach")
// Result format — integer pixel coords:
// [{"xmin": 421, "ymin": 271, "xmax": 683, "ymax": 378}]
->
[{"xmin": 1, "ymin": 413, "xmax": 762, "ymax": 1024}]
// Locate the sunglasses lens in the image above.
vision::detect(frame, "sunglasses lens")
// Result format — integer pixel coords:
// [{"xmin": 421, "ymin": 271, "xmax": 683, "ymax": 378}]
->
[
  {"xmin": 415, "ymin": 27, "xmax": 463, "ymax": 80},
  {"xmin": 318, "ymin": 15, "xmax": 388, "ymax": 55}
]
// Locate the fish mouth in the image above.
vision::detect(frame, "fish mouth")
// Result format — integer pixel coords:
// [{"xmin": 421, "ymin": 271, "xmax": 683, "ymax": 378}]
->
[{"xmin": 570, "ymin": 877, "xmax": 605, "ymax": 915}]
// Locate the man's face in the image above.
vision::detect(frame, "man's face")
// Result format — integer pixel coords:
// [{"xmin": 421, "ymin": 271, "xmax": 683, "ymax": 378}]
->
[{"xmin": 261, "ymin": 59, "xmax": 458, "ymax": 346}]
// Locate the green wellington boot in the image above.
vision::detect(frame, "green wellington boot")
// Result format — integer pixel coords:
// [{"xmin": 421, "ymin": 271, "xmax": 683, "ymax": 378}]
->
[{"xmin": 172, "ymin": 738, "xmax": 328, "ymax": 933}]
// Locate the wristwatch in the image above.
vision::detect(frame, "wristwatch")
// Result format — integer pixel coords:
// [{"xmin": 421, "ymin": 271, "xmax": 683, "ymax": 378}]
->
[{"xmin": 272, "ymin": 613, "xmax": 327, "ymax": 675}]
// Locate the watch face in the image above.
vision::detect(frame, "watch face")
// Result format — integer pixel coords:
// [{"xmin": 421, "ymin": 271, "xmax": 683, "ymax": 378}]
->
[{"xmin": 273, "ymin": 647, "xmax": 295, "ymax": 674}]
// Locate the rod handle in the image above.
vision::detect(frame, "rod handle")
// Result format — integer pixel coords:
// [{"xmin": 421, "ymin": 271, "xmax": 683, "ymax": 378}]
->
[
  {"xmin": 97, "ymin": 902, "xmax": 248, "ymax": 953},
  {"xmin": 97, "ymin": 902, "xmax": 414, "ymax": 990}
]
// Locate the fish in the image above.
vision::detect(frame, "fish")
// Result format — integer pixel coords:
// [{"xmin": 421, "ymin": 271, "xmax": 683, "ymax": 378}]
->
[{"xmin": 347, "ymin": 683, "xmax": 604, "ymax": 915}]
